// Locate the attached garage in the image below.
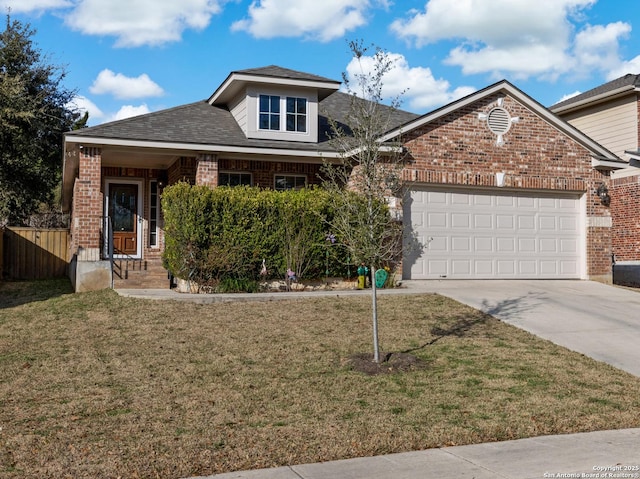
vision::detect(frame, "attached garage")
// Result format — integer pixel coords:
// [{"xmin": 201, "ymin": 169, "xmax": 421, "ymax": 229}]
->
[{"xmin": 403, "ymin": 187, "xmax": 584, "ymax": 280}]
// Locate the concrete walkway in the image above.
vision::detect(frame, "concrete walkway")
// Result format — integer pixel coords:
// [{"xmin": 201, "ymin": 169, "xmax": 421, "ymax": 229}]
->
[{"xmin": 117, "ymin": 280, "xmax": 640, "ymax": 479}]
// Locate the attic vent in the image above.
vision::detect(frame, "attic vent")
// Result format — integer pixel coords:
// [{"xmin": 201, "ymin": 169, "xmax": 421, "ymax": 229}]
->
[{"xmin": 487, "ymin": 107, "xmax": 511, "ymax": 134}]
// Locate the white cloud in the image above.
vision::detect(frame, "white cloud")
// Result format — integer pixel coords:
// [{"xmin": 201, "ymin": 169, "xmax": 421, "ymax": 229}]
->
[
  {"xmin": 1, "ymin": 0, "xmax": 70, "ymax": 13},
  {"xmin": 573, "ymin": 22, "xmax": 631, "ymax": 74},
  {"xmin": 89, "ymin": 69, "xmax": 164, "ymax": 100},
  {"xmin": 67, "ymin": 95, "xmax": 105, "ymax": 121},
  {"xmin": 113, "ymin": 104, "xmax": 151, "ymax": 121},
  {"xmin": 64, "ymin": 0, "xmax": 222, "ymax": 47},
  {"xmin": 231, "ymin": 0, "xmax": 374, "ymax": 42},
  {"xmin": 390, "ymin": 0, "xmax": 632, "ymax": 81},
  {"xmin": 606, "ymin": 55, "xmax": 640, "ymax": 80},
  {"xmin": 344, "ymin": 52, "xmax": 476, "ymax": 112}
]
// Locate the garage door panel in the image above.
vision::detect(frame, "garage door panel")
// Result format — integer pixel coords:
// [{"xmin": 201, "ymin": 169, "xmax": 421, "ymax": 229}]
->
[
  {"xmin": 451, "ymin": 213, "xmax": 470, "ymax": 228},
  {"xmin": 428, "ymin": 212, "xmax": 446, "ymax": 227},
  {"xmin": 496, "ymin": 237, "xmax": 515, "ymax": 252},
  {"xmin": 429, "ymin": 236, "xmax": 448, "ymax": 251},
  {"xmin": 497, "ymin": 260, "xmax": 516, "ymax": 275},
  {"xmin": 539, "ymin": 238, "xmax": 558, "ymax": 253},
  {"xmin": 560, "ymin": 239, "xmax": 578, "ymax": 253},
  {"xmin": 517, "ymin": 197, "xmax": 535, "ymax": 208},
  {"xmin": 475, "ymin": 214, "xmax": 492, "ymax": 228},
  {"xmin": 474, "ymin": 260, "xmax": 493, "ymax": 275},
  {"xmin": 518, "ymin": 216, "xmax": 536, "ymax": 230},
  {"xmin": 452, "ymin": 260, "xmax": 471, "ymax": 275},
  {"xmin": 539, "ymin": 216, "xmax": 557, "ymax": 230},
  {"xmin": 497, "ymin": 215, "xmax": 514, "ymax": 229},
  {"xmin": 404, "ymin": 187, "xmax": 582, "ymax": 279},
  {"xmin": 559, "ymin": 216, "xmax": 577, "ymax": 231},
  {"xmin": 518, "ymin": 261, "xmax": 537, "ymax": 275},
  {"xmin": 475, "ymin": 237, "xmax": 493, "ymax": 251}
]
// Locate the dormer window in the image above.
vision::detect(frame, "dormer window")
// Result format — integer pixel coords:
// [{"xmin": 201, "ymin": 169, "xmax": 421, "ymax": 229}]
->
[
  {"xmin": 259, "ymin": 95, "xmax": 280, "ymax": 130},
  {"xmin": 286, "ymin": 97, "xmax": 307, "ymax": 133},
  {"xmin": 259, "ymin": 95, "xmax": 307, "ymax": 133}
]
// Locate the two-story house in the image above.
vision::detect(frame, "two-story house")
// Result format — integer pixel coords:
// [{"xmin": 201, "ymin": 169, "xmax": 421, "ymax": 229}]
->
[
  {"xmin": 62, "ymin": 66, "xmax": 622, "ymax": 292},
  {"xmin": 551, "ymin": 75, "xmax": 640, "ymax": 285}
]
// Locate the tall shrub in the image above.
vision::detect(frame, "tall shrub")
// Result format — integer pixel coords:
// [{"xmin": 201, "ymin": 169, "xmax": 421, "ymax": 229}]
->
[{"xmin": 162, "ymin": 183, "xmax": 347, "ymax": 290}]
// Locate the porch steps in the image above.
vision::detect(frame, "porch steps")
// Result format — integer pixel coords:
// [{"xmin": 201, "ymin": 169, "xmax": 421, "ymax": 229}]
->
[{"xmin": 113, "ymin": 259, "xmax": 171, "ymax": 289}]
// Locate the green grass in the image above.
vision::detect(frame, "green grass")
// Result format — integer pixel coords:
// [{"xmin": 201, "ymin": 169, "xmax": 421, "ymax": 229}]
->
[{"xmin": 1, "ymin": 278, "xmax": 640, "ymax": 479}]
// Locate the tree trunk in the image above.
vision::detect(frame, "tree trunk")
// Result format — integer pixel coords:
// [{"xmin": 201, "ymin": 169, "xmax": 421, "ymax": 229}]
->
[{"xmin": 371, "ymin": 264, "xmax": 380, "ymax": 363}]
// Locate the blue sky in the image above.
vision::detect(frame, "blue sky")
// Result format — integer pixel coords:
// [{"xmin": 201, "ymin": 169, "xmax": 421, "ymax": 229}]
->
[{"xmin": 5, "ymin": 0, "xmax": 640, "ymax": 126}]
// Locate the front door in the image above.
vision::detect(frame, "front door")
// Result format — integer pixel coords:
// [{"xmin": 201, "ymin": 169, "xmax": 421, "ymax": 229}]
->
[{"xmin": 108, "ymin": 183, "xmax": 139, "ymax": 256}]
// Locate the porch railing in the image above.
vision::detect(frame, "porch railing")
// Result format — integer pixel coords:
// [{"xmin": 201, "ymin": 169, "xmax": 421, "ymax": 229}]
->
[{"xmin": 100, "ymin": 215, "xmax": 150, "ymax": 288}]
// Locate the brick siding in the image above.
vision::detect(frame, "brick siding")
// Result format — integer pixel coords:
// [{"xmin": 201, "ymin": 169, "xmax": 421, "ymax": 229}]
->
[
  {"xmin": 611, "ymin": 173, "xmax": 640, "ymax": 262},
  {"xmin": 70, "ymin": 147, "xmax": 103, "ymax": 258}
]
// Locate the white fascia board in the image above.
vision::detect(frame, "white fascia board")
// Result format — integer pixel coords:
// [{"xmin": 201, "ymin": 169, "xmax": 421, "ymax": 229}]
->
[
  {"xmin": 64, "ymin": 135, "xmax": 342, "ymax": 159},
  {"xmin": 611, "ymin": 166, "xmax": 640, "ymax": 179},
  {"xmin": 591, "ymin": 157, "xmax": 628, "ymax": 170},
  {"xmin": 209, "ymin": 72, "xmax": 340, "ymax": 105},
  {"xmin": 550, "ymin": 85, "xmax": 639, "ymax": 114},
  {"xmin": 379, "ymin": 81, "xmax": 620, "ymax": 162}
]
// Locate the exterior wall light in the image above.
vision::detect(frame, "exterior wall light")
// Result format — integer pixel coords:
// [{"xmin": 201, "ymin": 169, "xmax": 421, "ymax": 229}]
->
[{"xmin": 596, "ymin": 183, "xmax": 610, "ymax": 206}]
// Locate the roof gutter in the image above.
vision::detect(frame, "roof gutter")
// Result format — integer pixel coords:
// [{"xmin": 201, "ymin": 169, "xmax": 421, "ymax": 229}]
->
[
  {"xmin": 64, "ymin": 135, "xmax": 345, "ymax": 159},
  {"xmin": 550, "ymin": 85, "xmax": 640, "ymax": 114}
]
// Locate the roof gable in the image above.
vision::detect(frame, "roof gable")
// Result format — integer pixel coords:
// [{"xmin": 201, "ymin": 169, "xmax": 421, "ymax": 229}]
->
[
  {"xmin": 381, "ymin": 79, "xmax": 623, "ymax": 167},
  {"xmin": 209, "ymin": 65, "xmax": 340, "ymax": 106}
]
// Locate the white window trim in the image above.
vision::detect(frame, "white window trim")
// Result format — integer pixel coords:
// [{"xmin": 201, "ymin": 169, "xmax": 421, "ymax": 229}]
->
[
  {"xmin": 246, "ymin": 86, "xmax": 317, "ymax": 143},
  {"xmin": 149, "ymin": 180, "xmax": 160, "ymax": 248},
  {"xmin": 258, "ymin": 95, "xmax": 308, "ymax": 134}
]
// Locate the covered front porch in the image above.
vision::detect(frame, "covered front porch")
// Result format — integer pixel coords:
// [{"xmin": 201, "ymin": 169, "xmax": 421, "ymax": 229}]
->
[{"xmin": 62, "ymin": 141, "xmax": 326, "ymax": 292}]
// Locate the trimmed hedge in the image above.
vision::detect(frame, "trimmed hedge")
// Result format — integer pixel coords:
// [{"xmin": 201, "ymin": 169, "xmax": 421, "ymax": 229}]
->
[{"xmin": 161, "ymin": 183, "xmax": 351, "ymax": 290}]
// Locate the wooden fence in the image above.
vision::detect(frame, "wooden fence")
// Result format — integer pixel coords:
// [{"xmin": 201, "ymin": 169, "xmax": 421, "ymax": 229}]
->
[
  {"xmin": 2, "ymin": 227, "xmax": 70, "ymax": 280},
  {"xmin": 0, "ymin": 227, "xmax": 3, "ymax": 279}
]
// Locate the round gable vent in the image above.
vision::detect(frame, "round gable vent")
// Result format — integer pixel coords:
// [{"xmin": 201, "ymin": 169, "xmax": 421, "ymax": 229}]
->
[{"xmin": 487, "ymin": 107, "xmax": 512, "ymax": 134}]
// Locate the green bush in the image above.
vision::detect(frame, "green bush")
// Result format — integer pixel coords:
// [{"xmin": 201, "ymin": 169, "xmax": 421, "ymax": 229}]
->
[{"xmin": 162, "ymin": 183, "xmax": 350, "ymax": 291}]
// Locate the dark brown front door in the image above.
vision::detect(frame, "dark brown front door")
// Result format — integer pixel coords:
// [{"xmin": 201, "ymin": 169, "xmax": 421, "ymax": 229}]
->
[{"xmin": 109, "ymin": 183, "xmax": 138, "ymax": 255}]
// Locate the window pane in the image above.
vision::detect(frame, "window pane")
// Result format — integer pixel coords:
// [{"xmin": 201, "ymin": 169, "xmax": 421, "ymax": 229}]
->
[
  {"xmin": 285, "ymin": 97, "xmax": 306, "ymax": 132},
  {"xmin": 271, "ymin": 114, "xmax": 280, "ymax": 130},
  {"xmin": 270, "ymin": 96, "xmax": 280, "ymax": 113},
  {"xmin": 259, "ymin": 95, "xmax": 269, "ymax": 112},
  {"xmin": 259, "ymin": 114, "xmax": 270, "ymax": 129},
  {"xmin": 220, "ymin": 173, "xmax": 252, "ymax": 187}
]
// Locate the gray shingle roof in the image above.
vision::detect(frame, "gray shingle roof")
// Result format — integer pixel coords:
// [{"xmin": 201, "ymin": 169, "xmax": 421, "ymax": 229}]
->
[
  {"xmin": 550, "ymin": 73, "xmax": 640, "ymax": 110},
  {"xmin": 234, "ymin": 65, "xmax": 340, "ymax": 85},
  {"xmin": 66, "ymin": 91, "xmax": 419, "ymax": 152}
]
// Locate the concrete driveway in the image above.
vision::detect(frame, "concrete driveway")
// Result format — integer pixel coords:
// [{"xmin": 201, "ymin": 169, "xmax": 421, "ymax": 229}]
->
[{"xmin": 404, "ymin": 280, "xmax": 640, "ymax": 377}]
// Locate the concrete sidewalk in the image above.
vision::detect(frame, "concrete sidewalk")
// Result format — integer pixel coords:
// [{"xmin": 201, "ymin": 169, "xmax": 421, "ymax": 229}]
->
[{"xmin": 189, "ymin": 428, "xmax": 640, "ymax": 479}]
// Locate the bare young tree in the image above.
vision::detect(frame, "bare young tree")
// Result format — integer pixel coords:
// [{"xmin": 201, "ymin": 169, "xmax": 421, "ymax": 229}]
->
[{"xmin": 322, "ymin": 41, "xmax": 409, "ymax": 363}]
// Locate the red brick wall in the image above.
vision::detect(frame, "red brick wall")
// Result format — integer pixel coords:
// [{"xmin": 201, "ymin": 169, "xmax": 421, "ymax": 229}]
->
[
  {"xmin": 402, "ymin": 93, "xmax": 612, "ymax": 279},
  {"xmin": 196, "ymin": 154, "xmax": 218, "ymax": 186},
  {"xmin": 611, "ymin": 173, "xmax": 640, "ymax": 262},
  {"xmin": 168, "ymin": 157, "xmax": 197, "ymax": 185},
  {"xmin": 70, "ymin": 147, "xmax": 103, "ymax": 258}
]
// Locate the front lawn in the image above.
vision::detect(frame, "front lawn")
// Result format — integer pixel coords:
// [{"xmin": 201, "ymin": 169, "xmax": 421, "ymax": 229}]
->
[{"xmin": 1, "ymin": 279, "xmax": 639, "ymax": 478}]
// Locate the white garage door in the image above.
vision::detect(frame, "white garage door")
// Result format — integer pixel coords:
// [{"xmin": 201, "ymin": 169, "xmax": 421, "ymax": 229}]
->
[{"xmin": 404, "ymin": 188, "xmax": 583, "ymax": 279}]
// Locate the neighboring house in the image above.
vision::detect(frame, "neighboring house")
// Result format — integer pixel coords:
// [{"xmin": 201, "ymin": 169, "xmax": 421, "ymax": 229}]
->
[
  {"xmin": 551, "ymin": 74, "xmax": 640, "ymax": 285},
  {"xmin": 62, "ymin": 66, "xmax": 624, "ymax": 292}
]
